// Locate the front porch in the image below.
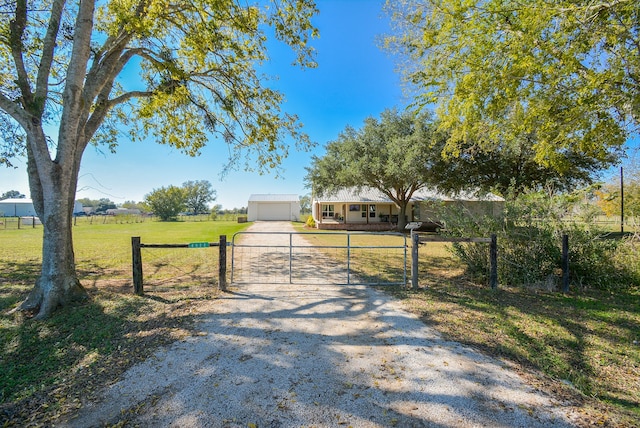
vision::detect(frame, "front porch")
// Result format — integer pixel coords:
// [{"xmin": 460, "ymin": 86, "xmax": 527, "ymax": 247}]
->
[
  {"xmin": 314, "ymin": 202, "xmax": 407, "ymax": 231},
  {"xmin": 316, "ymin": 219, "xmax": 398, "ymax": 231}
]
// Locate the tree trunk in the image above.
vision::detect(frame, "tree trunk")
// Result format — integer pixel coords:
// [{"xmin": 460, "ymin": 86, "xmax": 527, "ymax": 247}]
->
[
  {"xmin": 19, "ymin": 189, "xmax": 88, "ymax": 319},
  {"xmin": 19, "ymin": 214, "xmax": 88, "ymax": 319},
  {"xmin": 19, "ymin": 134, "xmax": 88, "ymax": 319},
  {"xmin": 397, "ymin": 203, "xmax": 408, "ymax": 231}
]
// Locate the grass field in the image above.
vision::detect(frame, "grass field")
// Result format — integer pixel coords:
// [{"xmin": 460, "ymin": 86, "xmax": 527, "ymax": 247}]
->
[
  {"xmin": 0, "ymin": 220, "xmax": 249, "ymax": 425},
  {"xmin": 1, "ymin": 221, "xmax": 639, "ymax": 426}
]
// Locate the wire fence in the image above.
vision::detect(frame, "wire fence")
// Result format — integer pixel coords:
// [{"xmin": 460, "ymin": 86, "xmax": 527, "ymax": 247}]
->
[
  {"xmin": 0, "ymin": 217, "xmax": 41, "ymax": 230},
  {"xmin": 139, "ymin": 246, "xmax": 220, "ymax": 288},
  {"xmin": 0, "ymin": 213, "xmax": 252, "ymax": 230},
  {"xmin": 131, "ymin": 237, "xmax": 227, "ymax": 295}
]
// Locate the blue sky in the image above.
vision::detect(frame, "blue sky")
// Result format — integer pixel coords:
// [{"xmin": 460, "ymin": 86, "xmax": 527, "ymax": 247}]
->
[{"xmin": 0, "ymin": 0, "xmax": 406, "ymax": 209}]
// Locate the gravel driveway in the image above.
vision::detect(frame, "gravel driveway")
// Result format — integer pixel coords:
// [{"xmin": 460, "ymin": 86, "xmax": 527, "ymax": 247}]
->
[{"xmin": 65, "ymin": 221, "xmax": 576, "ymax": 427}]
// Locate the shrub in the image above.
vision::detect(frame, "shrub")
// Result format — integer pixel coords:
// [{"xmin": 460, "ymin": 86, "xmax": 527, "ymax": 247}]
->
[
  {"xmin": 437, "ymin": 190, "xmax": 640, "ymax": 291},
  {"xmin": 305, "ymin": 215, "xmax": 316, "ymax": 228}
]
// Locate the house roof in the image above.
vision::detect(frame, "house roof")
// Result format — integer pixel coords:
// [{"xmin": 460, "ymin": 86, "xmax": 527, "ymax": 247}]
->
[
  {"xmin": 0, "ymin": 198, "xmax": 33, "ymax": 204},
  {"xmin": 248, "ymin": 194, "xmax": 299, "ymax": 202},
  {"xmin": 313, "ymin": 187, "xmax": 504, "ymax": 203}
]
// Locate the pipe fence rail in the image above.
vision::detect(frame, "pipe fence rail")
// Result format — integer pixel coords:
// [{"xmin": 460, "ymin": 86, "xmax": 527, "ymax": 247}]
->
[
  {"xmin": 230, "ymin": 231, "xmax": 408, "ymax": 286},
  {"xmin": 129, "ymin": 231, "xmax": 576, "ymax": 294}
]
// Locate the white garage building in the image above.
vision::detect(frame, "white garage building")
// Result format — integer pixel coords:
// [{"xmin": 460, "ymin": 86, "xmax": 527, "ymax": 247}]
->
[
  {"xmin": 247, "ymin": 194, "xmax": 300, "ymax": 222},
  {"xmin": 0, "ymin": 198, "xmax": 84, "ymax": 217},
  {"xmin": 0, "ymin": 198, "xmax": 38, "ymax": 217}
]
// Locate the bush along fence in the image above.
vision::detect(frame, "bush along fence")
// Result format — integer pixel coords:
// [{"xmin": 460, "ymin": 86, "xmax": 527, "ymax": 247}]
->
[
  {"xmin": 131, "ymin": 236, "xmax": 228, "ymax": 294},
  {"xmin": 411, "ymin": 232, "xmax": 498, "ymax": 290},
  {"xmin": 411, "ymin": 232, "xmax": 571, "ymax": 292}
]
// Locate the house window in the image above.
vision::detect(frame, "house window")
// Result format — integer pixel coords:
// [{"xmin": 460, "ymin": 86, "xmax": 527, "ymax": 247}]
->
[
  {"xmin": 361, "ymin": 204, "xmax": 367, "ymax": 218},
  {"xmin": 369, "ymin": 204, "xmax": 376, "ymax": 217},
  {"xmin": 322, "ymin": 204, "xmax": 335, "ymax": 218},
  {"xmin": 349, "ymin": 204, "xmax": 360, "ymax": 212}
]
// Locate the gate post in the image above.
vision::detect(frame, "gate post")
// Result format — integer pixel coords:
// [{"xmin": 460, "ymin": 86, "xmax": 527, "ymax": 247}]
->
[
  {"xmin": 219, "ymin": 235, "xmax": 227, "ymax": 291},
  {"xmin": 411, "ymin": 232, "xmax": 419, "ymax": 289},
  {"xmin": 289, "ymin": 233, "xmax": 293, "ymax": 284},
  {"xmin": 490, "ymin": 234, "xmax": 498, "ymax": 290},
  {"xmin": 132, "ymin": 236, "xmax": 143, "ymax": 295},
  {"xmin": 347, "ymin": 234, "xmax": 351, "ymax": 285}
]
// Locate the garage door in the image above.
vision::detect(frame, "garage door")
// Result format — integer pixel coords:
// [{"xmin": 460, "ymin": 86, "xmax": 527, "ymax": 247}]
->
[{"xmin": 257, "ymin": 203, "xmax": 290, "ymax": 221}]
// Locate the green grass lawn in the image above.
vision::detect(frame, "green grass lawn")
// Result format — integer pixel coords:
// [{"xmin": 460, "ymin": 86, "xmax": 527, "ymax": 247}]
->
[{"xmin": 1, "ymin": 221, "xmax": 639, "ymax": 426}]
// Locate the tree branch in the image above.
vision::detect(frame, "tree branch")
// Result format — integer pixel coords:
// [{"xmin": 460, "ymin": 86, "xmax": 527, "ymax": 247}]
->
[
  {"xmin": 0, "ymin": 93, "xmax": 30, "ymax": 128},
  {"xmin": 34, "ymin": 0, "xmax": 65, "ymax": 111},
  {"xmin": 8, "ymin": 0, "xmax": 33, "ymax": 108}
]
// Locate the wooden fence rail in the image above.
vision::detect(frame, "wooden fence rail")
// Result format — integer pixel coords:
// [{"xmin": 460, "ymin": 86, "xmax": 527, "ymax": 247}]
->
[{"xmin": 131, "ymin": 235, "xmax": 227, "ymax": 295}]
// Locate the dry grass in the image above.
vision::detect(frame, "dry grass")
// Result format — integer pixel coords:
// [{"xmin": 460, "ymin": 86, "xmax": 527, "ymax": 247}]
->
[
  {"xmin": 385, "ymin": 282, "xmax": 640, "ymax": 427},
  {"xmin": 296, "ymin": 224, "xmax": 640, "ymax": 427}
]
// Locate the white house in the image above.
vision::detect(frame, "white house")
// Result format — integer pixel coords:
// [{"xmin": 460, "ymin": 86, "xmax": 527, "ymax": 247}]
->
[
  {"xmin": 0, "ymin": 198, "xmax": 84, "ymax": 217},
  {"xmin": 311, "ymin": 187, "xmax": 504, "ymax": 230},
  {"xmin": 247, "ymin": 194, "xmax": 300, "ymax": 221}
]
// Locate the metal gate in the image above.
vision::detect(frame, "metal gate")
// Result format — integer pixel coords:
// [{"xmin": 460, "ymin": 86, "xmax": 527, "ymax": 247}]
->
[{"xmin": 230, "ymin": 231, "xmax": 407, "ymax": 285}]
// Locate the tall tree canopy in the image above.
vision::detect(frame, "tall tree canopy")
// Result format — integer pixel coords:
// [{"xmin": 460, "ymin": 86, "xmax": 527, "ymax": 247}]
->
[
  {"xmin": 0, "ymin": 0, "xmax": 318, "ymax": 318},
  {"xmin": 182, "ymin": 180, "xmax": 216, "ymax": 214},
  {"xmin": 428, "ymin": 134, "xmax": 620, "ymax": 196},
  {"xmin": 306, "ymin": 109, "xmax": 445, "ymax": 230},
  {"xmin": 384, "ymin": 0, "xmax": 637, "ymax": 174},
  {"xmin": 0, "ymin": 190, "xmax": 26, "ymax": 200},
  {"xmin": 144, "ymin": 185, "xmax": 186, "ymax": 221}
]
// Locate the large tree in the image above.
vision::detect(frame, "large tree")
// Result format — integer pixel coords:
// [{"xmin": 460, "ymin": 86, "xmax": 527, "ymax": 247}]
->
[
  {"xmin": 144, "ymin": 185, "xmax": 186, "ymax": 221},
  {"xmin": 0, "ymin": 0, "xmax": 318, "ymax": 318},
  {"xmin": 182, "ymin": 180, "xmax": 216, "ymax": 215},
  {"xmin": 306, "ymin": 109, "xmax": 445, "ymax": 230},
  {"xmin": 1, "ymin": 190, "xmax": 26, "ymax": 200},
  {"xmin": 384, "ymin": 0, "xmax": 637, "ymax": 174},
  {"xmin": 428, "ymin": 133, "xmax": 620, "ymax": 197}
]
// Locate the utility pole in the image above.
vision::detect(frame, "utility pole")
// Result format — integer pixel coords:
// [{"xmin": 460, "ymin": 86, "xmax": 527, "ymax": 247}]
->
[{"xmin": 620, "ymin": 166, "xmax": 624, "ymax": 234}]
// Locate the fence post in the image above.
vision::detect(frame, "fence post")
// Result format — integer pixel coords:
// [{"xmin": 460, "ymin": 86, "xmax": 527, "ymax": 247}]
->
[
  {"xmin": 132, "ymin": 236, "xmax": 143, "ymax": 295},
  {"xmin": 411, "ymin": 231, "xmax": 419, "ymax": 289},
  {"xmin": 219, "ymin": 235, "xmax": 227, "ymax": 291},
  {"xmin": 490, "ymin": 234, "xmax": 498, "ymax": 290},
  {"xmin": 347, "ymin": 234, "xmax": 351, "ymax": 285},
  {"xmin": 289, "ymin": 233, "xmax": 293, "ymax": 284},
  {"xmin": 562, "ymin": 234, "xmax": 569, "ymax": 293}
]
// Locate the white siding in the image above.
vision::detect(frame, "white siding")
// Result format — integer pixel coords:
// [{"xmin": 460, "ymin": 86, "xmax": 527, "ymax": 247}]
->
[
  {"xmin": 247, "ymin": 194, "xmax": 300, "ymax": 221},
  {"xmin": 258, "ymin": 203, "xmax": 291, "ymax": 221},
  {"xmin": 0, "ymin": 200, "xmax": 37, "ymax": 217}
]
